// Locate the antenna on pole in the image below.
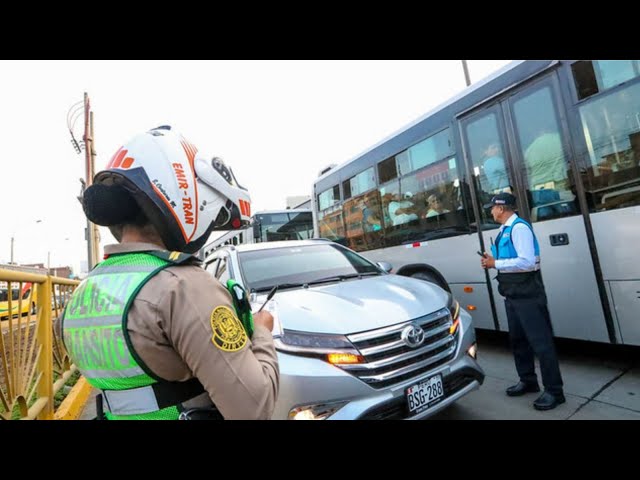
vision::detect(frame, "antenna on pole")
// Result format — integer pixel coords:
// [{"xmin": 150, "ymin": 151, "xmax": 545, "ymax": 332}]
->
[{"xmin": 461, "ymin": 60, "xmax": 472, "ymax": 87}]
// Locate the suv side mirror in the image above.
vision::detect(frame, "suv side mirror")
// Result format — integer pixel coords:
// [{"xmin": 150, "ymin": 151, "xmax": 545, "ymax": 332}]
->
[{"xmin": 376, "ymin": 261, "xmax": 393, "ymax": 273}]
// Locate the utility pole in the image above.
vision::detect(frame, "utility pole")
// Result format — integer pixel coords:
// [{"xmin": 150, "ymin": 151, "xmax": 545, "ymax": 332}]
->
[
  {"xmin": 10, "ymin": 236, "xmax": 14, "ymax": 264},
  {"xmin": 82, "ymin": 92, "xmax": 102, "ymax": 270},
  {"xmin": 461, "ymin": 60, "xmax": 471, "ymax": 87},
  {"xmin": 89, "ymin": 107, "xmax": 101, "ymax": 268}
]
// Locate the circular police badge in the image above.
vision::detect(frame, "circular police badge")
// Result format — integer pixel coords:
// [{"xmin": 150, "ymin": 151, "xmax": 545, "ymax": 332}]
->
[{"xmin": 210, "ymin": 306, "xmax": 248, "ymax": 352}]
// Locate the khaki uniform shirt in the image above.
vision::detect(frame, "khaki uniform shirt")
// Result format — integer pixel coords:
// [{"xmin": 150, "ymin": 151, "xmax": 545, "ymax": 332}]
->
[{"xmin": 104, "ymin": 242, "xmax": 279, "ymax": 420}]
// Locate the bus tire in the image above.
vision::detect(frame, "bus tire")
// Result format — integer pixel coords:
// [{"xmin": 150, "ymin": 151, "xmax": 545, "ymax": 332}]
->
[{"xmin": 411, "ymin": 271, "xmax": 447, "ymax": 291}]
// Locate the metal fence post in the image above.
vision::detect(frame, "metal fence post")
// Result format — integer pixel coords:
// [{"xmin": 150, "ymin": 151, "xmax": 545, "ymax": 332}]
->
[{"xmin": 36, "ymin": 277, "xmax": 53, "ymax": 420}]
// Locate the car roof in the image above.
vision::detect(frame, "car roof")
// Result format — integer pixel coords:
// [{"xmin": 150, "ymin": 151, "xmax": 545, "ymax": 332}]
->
[{"xmin": 210, "ymin": 239, "xmax": 332, "ymax": 256}]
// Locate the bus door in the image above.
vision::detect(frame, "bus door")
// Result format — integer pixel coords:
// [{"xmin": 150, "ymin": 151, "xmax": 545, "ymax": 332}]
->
[{"xmin": 459, "ymin": 73, "xmax": 609, "ymax": 342}]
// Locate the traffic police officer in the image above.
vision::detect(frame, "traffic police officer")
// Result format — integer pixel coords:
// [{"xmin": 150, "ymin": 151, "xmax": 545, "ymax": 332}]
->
[
  {"xmin": 62, "ymin": 126, "xmax": 279, "ymax": 419},
  {"xmin": 480, "ymin": 192, "xmax": 564, "ymax": 410}
]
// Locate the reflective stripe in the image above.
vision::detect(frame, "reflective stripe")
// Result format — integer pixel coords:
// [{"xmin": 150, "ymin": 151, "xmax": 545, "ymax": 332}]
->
[
  {"xmin": 82, "ymin": 366, "xmax": 146, "ymax": 378},
  {"xmin": 103, "ymin": 386, "xmax": 160, "ymax": 415},
  {"xmin": 62, "ymin": 315, "xmax": 122, "ymax": 328},
  {"xmin": 499, "ymin": 255, "xmax": 541, "ymax": 273},
  {"xmin": 89, "ymin": 265, "xmax": 159, "ymax": 275}
]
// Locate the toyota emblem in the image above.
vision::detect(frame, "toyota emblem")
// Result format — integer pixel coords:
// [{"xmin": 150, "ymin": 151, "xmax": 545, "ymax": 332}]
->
[{"xmin": 401, "ymin": 324, "xmax": 425, "ymax": 348}]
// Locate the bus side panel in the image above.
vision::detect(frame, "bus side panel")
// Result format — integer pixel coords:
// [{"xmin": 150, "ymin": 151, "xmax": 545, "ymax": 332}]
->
[
  {"xmin": 590, "ymin": 206, "xmax": 640, "ymax": 346},
  {"xmin": 590, "ymin": 206, "xmax": 640, "ymax": 280},
  {"xmin": 608, "ymin": 281, "xmax": 640, "ymax": 346},
  {"xmin": 603, "ymin": 281, "xmax": 623, "ymax": 344},
  {"xmin": 526, "ymin": 216, "xmax": 609, "ymax": 343},
  {"xmin": 360, "ymin": 233, "xmax": 487, "ymax": 284},
  {"xmin": 449, "ymin": 283, "xmax": 494, "ymax": 330}
]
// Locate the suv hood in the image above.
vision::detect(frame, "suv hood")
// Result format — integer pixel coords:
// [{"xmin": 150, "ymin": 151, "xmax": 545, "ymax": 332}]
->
[{"xmin": 259, "ymin": 274, "xmax": 450, "ymax": 335}]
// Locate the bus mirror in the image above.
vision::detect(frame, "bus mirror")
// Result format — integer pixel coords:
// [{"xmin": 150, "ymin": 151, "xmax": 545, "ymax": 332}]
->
[
  {"xmin": 253, "ymin": 221, "xmax": 261, "ymax": 240},
  {"xmin": 377, "ymin": 261, "xmax": 393, "ymax": 273}
]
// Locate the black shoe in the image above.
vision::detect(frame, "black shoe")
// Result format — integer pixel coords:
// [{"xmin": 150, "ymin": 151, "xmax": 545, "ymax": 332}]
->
[
  {"xmin": 506, "ymin": 381, "xmax": 540, "ymax": 397},
  {"xmin": 533, "ymin": 391, "xmax": 566, "ymax": 411}
]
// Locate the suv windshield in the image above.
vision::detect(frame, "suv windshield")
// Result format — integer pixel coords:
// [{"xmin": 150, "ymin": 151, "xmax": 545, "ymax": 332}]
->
[{"xmin": 238, "ymin": 244, "xmax": 381, "ymax": 292}]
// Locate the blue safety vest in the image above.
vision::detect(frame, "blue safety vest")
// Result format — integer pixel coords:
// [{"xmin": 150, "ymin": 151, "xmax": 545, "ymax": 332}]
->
[{"xmin": 491, "ymin": 217, "xmax": 540, "ymax": 272}]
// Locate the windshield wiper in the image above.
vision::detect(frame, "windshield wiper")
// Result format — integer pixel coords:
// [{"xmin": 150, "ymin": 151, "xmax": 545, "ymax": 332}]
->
[
  {"xmin": 254, "ymin": 283, "xmax": 307, "ymax": 292},
  {"xmin": 307, "ymin": 272, "xmax": 379, "ymax": 286}
]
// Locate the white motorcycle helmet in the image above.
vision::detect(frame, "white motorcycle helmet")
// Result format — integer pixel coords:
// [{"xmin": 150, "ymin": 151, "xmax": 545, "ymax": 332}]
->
[{"xmin": 83, "ymin": 126, "xmax": 251, "ymax": 253}]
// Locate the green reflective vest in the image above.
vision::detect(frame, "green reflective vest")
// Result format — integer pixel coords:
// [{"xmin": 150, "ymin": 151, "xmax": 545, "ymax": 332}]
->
[{"xmin": 62, "ymin": 251, "xmax": 201, "ymax": 420}]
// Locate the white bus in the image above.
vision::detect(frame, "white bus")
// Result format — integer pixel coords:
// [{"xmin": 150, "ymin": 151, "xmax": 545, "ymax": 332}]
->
[
  {"xmin": 202, "ymin": 208, "xmax": 314, "ymax": 257},
  {"xmin": 313, "ymin": 60, "xmax": 640, "ymax": 346}
]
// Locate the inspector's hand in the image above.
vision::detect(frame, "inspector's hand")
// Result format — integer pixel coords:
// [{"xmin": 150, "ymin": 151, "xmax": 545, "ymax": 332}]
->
[
  {"xmin": 253, "ymin": 310, "xmax": 274, "ymax": 332},
  {"xmin": 480, "ymin": 252, "xmax": 496, "ymax": 269}
]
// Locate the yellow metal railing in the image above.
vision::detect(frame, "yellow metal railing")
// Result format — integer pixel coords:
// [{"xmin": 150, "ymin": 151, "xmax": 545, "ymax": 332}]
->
[{"xmin": 0, "ymin": 269, "xmax": 79, "ymax": 420}]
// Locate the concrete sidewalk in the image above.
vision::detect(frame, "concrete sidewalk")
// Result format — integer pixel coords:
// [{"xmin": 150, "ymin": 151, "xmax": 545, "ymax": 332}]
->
[{"xmin": 432, "ymin": 331, "xmax": 640, "ymax": 420}]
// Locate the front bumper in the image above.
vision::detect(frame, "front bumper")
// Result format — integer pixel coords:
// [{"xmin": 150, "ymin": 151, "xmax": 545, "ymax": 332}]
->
[{"xmin": 271, "ymin": 310, "xmax": 484, "ymax": 420}]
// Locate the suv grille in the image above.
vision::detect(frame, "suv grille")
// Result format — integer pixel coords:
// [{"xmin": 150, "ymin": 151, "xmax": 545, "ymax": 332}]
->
[{"xmin": 341, "ymin": 308, "xmax": 457, "ymax": 389}]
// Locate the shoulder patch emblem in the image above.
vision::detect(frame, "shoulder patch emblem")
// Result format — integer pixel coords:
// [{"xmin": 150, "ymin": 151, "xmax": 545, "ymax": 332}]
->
[{"xmin": 210, "ymin": 306, "xmax": 248, "ymax": 352}]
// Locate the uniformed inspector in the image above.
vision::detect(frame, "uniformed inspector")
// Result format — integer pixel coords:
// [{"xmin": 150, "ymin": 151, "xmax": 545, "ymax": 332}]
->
[
  {"xmin": 62, "ymin": 126, "xmax": 279, "ymax": 420},
  {"xmin": 480, "ymin": 192, "xmax": 564, "ymax": 411}
]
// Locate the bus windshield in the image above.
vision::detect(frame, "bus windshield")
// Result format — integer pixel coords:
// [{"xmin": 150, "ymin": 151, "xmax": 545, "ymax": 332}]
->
[
  {"xmin": 201, "ymin": 209, "xmax": 315, "ymax": 258},
  {"xmin": 253, "ymin": 211, "xmax": 314, "ymax": 242}
]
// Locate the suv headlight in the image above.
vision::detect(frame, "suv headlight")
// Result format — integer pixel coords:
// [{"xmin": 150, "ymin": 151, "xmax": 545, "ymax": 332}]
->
[
  {"xmin": 288, "ymin": 401, "xmax": 348, "ymax": 420},
  {"xmin": 447, "ymin": 294, "xmax": 461, "ymax": 335},
  {"xmin": 275, "ymin": 330, "xmax": 364, "ymax": 365}
]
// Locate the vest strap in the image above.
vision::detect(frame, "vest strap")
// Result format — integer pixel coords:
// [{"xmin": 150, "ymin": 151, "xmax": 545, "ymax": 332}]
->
[
  {"xmin": 102, "ymin": 377, "xmax": 205, "ymax": 416},
  {"xmin": 103, "ymin": 385, "xmax": 160, "ymax": 415}
]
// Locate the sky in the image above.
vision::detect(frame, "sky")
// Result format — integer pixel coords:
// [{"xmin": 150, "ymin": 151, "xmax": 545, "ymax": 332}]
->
[{"xmin": 0, "ymin": 60, "xmax": 512, "ymax": 275}]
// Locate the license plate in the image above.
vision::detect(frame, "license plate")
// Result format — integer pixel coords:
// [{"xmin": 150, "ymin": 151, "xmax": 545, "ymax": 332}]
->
[{"xmin": 406, "ymin": 374, "xmax": 444, "ymax": 415}]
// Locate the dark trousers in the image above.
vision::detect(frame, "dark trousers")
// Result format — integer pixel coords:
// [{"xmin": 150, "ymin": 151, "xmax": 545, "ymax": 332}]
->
[{"xmin": 505, "ymin": 296, "xmax": 563, "ymax": 394}]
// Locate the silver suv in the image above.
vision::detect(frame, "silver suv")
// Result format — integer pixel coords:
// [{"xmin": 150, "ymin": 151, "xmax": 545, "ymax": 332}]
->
[{"xmin": 204, "ymin": 239, "xmax": 484, "ymax": 420}]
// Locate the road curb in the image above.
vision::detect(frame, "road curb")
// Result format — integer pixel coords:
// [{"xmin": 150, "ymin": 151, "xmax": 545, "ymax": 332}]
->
[{"xmin": 54, "ymin": 377, "xmax": 92, "ymax": 420}]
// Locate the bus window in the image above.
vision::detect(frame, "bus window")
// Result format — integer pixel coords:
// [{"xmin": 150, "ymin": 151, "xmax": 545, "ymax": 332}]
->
[
  {"xmin": 578, "ymin": 81, "xmax": 640, "ymax": 211},
  {"xmin": 343, "ymin": 190, "xmax": 384, "ymax": 252},
  {"xmin": 318, "ymin": 185, "xmax": 340, "ymax": 211},
  {"xmin": 572, "ymin": 60, "xmax": 640, "ymax": 100},
  {"xmin": 463, "ymin": 110, "xmax": 511, "ymax": 229},
  {"xmin": 347, "ymin": 167, "xmax": 376, "ymax": 198},
  {"xmin": 407, "ymin": 129, "xmax": 453, "ymax": 173},
  {"xmin": 369, "ymin": 128, "xmax": 473, "ymax": 248},
  {"xmin": 317, "ymin": 208, "xmax": 346, "ymax": 245},
  {"xmin": 342, "ymin": 179, "xmax": 352, "ymax": 200},
  {"xmin": 0, "ymin": 288, "xmax": 20, "ymax": 302},
  {"xmin": 377, "ymin": 156, "xmax": 398, "ymax": 184},
  {"xmin": 511, "ymin": 84, "xmax": 578, "ymax": 222},
  {"xmin": 0, "ymin": 282, "xmax": 35, "ymax": 319}
]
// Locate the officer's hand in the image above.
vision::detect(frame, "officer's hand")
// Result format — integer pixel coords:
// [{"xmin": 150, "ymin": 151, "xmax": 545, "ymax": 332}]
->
[
  {"xmin": 253, "ymin": 311, "xmax": 274, "ymax": 332},
  {"xmin": 480, "ymin": 253, "xmax": 496, "ymax": 269}
]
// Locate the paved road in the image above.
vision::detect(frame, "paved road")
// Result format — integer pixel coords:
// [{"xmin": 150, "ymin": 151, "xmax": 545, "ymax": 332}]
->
[
  {"xmin": 432, "ymin": 331, "xmax": 640, "ymax": 420},
  {"xmin": 79, "ymin": 330, "xmax": 640, "ymax": 420}
]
